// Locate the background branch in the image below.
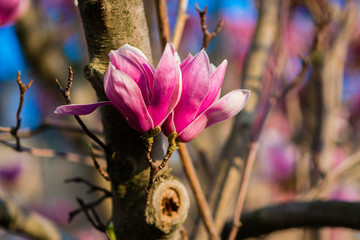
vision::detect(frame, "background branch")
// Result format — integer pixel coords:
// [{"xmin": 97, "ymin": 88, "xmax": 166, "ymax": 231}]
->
[
  {"xmin": 12, "ymin": 72, "xmax": 33, "ymax": 151},
  {"xmin": 0, "ymin": 197, "xmax": 75, "ymax": 240},
  {"xmin": 0, "ymin": 140, "xmax": 103, "ymax": 166},
  {"xmin": 195, "ymin": 4, "xmax": 224, "ymax": 50},
  {"xmin": 0, "ymin": 118, "xmax": 103, "ymax": 141},
  {"xmin": 178, "ymin": 142, "xmax": 220, "ymax": 240},
  {"xmin": 193, "ymin": 1, "xmax": 281, "ymax": 239},
  {"xmin": 222, "ymin": 201, "xmax": 360, "ymax": 239},
  {"xmin": 172, "ymin": 0, "xmax": 189, "ymax": 50},
  {"xmin": 155, "ymin": 0, "xmax": 171, "ymax": 49}
]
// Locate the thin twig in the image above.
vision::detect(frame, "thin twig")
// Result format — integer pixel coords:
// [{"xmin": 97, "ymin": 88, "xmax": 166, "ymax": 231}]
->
[
  {"xmin": 65, "ymin": 177, "xmax": 111, "ymax": 195},
  {"xmin": 0, "ymin": 127, "xmax": 11, "ymax": 132},
  {"xmin": 0, "ymin": 140, "xmax": 102, "ymax": 166},
  {"xmin": 279, "ymin": 20, "xmax": 329, "ymax": 98},
  {"xmin": 87, "ymin": 144, "xmax": 110, "ymax": 181},
  {"xmin": 300, "ymin": 148, "xmax": 360, "ymax": 200},
  {"xmin": 0, "ymin": 118, "xmax": 103, "ymax": 142},
  {"xmin": 227, "ymin": 142, "xmax": 259, "ymax": 240},
  {"xmin": 144, "ymin": 131, "xmax": 177, "ymax": 212},
  {"xmin": 155, "ymin": 0, "xmax": 171, "ymax": 49},
  {"xmin": 172, "ymin": 0, "xmax": 189, "ymax": 50},
  {"xmin": 56, "ymin": 67, "xmax": 108, "ymax": 154},
  {"xmin": 11, "ymin": 72, "xmax": 33, "ymax": 151},
  {"xmin": 178, "ymin": 142, "xmax": 220, "ymax": 240},
  {"xmin": 144, "ymin": 136, "xmax": 159, "ymax": 211},
  {"xmin": 280, "ymin": 55, "xmax": 311, "ymax": 97},
  {"xmin": 68, "ymin": 195, "xmax": 110, "ymax": 223},
  {"xmin": 195, "ymin": 3, "xmax": 224, "ymax": 50},
  {"xmin": 76, "ymin": 198, "xmax": 106, "ymax": 232}
]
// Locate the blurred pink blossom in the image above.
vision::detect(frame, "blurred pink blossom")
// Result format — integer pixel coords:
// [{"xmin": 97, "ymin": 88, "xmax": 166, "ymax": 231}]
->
[
  {"xmin": 258, "ymin": 130, "xmax": 298, "ymax": 183},
  {"xmin": 331, "ymin": 184, "xmax": 360, "ymax": 202},
  {"xmin": 0, "ymin": 162, "xmax": 22, "ymax": 182},
  {"xmin": 0, "ymin": 0, "xmax": 30, "ymax": 26}
]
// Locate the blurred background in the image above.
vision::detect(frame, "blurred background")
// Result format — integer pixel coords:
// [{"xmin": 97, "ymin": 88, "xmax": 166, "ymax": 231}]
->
[{"xmin": 1, "ymin": 0, "xmax": 360, "ymax": 239}]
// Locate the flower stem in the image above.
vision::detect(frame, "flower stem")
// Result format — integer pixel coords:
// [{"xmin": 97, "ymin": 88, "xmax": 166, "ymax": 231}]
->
[{"xmin": 144, "ymin": 131, "xmax": 178, "ymax": 212}]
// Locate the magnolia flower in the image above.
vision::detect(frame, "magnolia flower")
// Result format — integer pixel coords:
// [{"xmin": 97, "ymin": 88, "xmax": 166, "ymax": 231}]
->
[
  {"xmin": 163, "ymin": 50, "xmax": 250, "ymax": 142},
  {"xmin": 55, "ymin": 43, "xmax": 181, "ymax": 133},
  {"xmin": 0, "ymin": 0, "xmax": 30, "ymax": 26}
]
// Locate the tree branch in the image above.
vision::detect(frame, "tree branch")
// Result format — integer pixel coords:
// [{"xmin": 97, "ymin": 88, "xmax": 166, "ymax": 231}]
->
[
  {"xmin": 0, "ymin": 197, "xmax": 75, "ymax": 240},
  {"xmin": 178, "ymin": 142, "xmax": 220, "ymax": 240},
  {"xmin": 222, "ymin": 201, "xmax": 360, "ymax": 239},
  {"xmin": 172, "ymin": 0, "xmax": 189, "ymax": 50},
  {"xmin": 0, "ymin": 140, "xmax": 104, "ymax": 166},
  {"xmin": 11, "ymin": 72, "xmax": 33, "ymax": 151},
  {"xmin": 0, "ymin": 118, "xmax": 103, "ymax": 142},
  {"xmin": 155, "ymin": 0, "xmax": 171, "ymax": 49},
  {"xmin": 56, "ymin": 67, "xmax": 108, "ymax": 153},
  {"xmin": 195, "ymin": 3, "xmax": 224, "ymax": 50}
]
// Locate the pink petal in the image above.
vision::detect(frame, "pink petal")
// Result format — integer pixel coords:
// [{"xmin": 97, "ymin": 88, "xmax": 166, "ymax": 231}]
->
[
  {"xmin": 117, "ymin": 44, "xmax": 156, "ymax": 97},
  {"xmin": 116, "ymin": 44, "xmax": 151, "ymax": 63},
  {"xmin": 163, "ymin": 67, "xmax": 182, "ymax": 124},
  {"xmin": 179, "ymin": 53, "xmax": 194, "ymax": 70},
  {"xmin": 54, "ymin": 101, "xmax": 112, "ymax": 115},
  {"xmin": 126, "ymin": 50, "xmax": 155, "ymax": 99},
  {"xmin": 173, "ymin": 50, "xmax": 211, "ymax": 132},
  {"xmin": 0, "ymin": 0, "xmax": 29, "ymax": 26},
  {"xmin": 178, "ymin": 90, "xmax": 250, "ymax": 142},
  {"xmin": 148, "ymin": 43, "xmax": 181, "ymax": 127},
  {"xmin": 196, "ymin": 60, "xmax": 228, "ymax": 116},
  {"xmin": 104, "ymin": 65, "xmax": 154, "ymax": 132},
  {"xmin": 108, "ymin": 52, "xmax": 150, "ymax": 106},
  {"xmin": 210, "ymin": 63, "xmax": 217, "ymax": 75},
  {"xmin": 163, "ymin": 112, "xmax": 177, "ymax": 137}
]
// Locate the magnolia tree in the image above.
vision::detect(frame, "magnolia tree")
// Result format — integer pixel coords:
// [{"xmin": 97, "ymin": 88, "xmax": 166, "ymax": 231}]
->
[{"xmin": 1, "ymin": 0, "xmax": 360, "ymax": 240}]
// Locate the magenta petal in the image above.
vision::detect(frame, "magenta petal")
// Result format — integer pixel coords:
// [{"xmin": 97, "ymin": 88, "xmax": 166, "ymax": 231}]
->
[
  {"xmin": 54, "ymin": 101, "xmax": 111, "ymax": 115},
  {"xmin": 126, "ymin": 50, "xmax": 155, "ymax": 99},
  {"xmin": 117, "ymin": 44, "xmax": 156, "ymax": 96},
  {"xmin": 178, "ymin": 90, "xmax": 250, "ymax": 142},
  {"xmin": 196, "ymin": 60, "xmax": 228, "ymax": 116},
  {"xmin": 163, "ymin": 112, "xmax": 177, "ymax": 137},
  {"xmin": 173, "ymin": 50, "xmax": 211, "ymax": 132},
  {"xmin": 210, "ymin": 63, "xmax": 217, "ymax": 75},
  {"xmin": 162, "ymin": 67, "xmax": 182, "ymax": 125},
  {"xmin": 179, "ymin": 53, "xmax": 193, "ymax": 70},
  {"xmin": 105, "ymin": 65, "xmax": 154, "ymax": 132},
  {"xmin": 0, "ymin": 0, "xmax": 29, "ymax": 26},
  {"xmin": 116, "ymin": 44, "xmax": 151, "ymax": 64},
  {"xmin": 148, "ymin": 43, "xmax": 180, "ymax": 127},
  {"xmin": 108, "ymin": 51, "xmax": 143, "ymax": 83},
  {"xmin": 107, "ymin": 53, "xmax": 150, "ymax": 106}
]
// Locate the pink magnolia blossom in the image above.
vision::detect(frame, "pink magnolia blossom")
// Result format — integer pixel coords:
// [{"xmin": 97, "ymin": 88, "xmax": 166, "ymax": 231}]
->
[
  {"xmin": 55, "ymin": 43, "xmax": 181, "ymax": 133},
  {"xmin": 163, "ymin": 50, "xmax": 250, "ymax": 142},
  {"xmin": 0, "ymin": 0, "xmax": 30, "ymax": 26}
]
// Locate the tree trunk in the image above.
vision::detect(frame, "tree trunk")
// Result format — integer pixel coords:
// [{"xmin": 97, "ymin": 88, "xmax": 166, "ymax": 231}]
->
[{"xmin": 77, "ymin": 1, "xmax": 189, "ymax": 239}]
